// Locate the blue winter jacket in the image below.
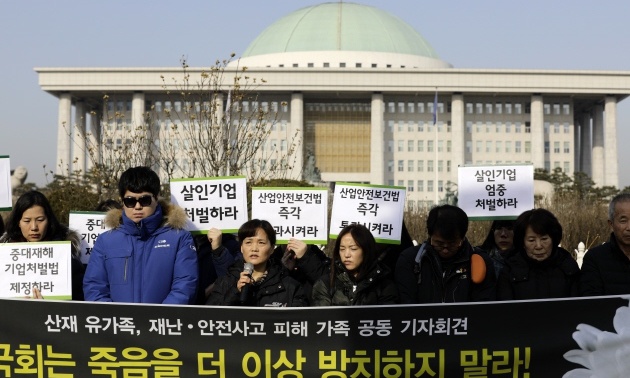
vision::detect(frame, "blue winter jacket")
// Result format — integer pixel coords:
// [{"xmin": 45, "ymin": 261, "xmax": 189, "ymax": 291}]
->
[{"xmin": 83, "ymin": 202, "xmax": 198, "ymax": 304}]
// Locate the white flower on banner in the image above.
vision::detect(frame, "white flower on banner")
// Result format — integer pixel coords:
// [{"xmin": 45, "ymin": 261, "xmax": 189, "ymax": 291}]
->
[{"xmin": 563, "ymin": 299, "xmax": 630, "ymax": 378}]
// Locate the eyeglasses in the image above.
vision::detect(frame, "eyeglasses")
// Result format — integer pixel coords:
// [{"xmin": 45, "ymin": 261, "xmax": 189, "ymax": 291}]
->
[
  {"xmin": 430, "ymin": 238, "xmax": 462, "ymax": 252},
  {"xmin": 122, "ymin": 195, "xmax": 154, "ymax": 208}
]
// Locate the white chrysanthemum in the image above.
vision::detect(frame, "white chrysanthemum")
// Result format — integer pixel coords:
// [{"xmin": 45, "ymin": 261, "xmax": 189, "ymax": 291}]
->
[{"xmin": 563, "ymin": 300, "xmax": 630, "ymax": 378}]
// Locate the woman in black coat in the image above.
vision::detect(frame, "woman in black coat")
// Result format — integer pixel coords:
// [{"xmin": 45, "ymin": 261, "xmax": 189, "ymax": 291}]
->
[
  {"xmin": 311, "ymin": 224, "xmax": 398, "ymax": 306},
  {"xmin": 497, "ymin": 208, "xmax": 580, "ymax": 300},
  {"xmin": 206, "ymin": 219, "xmax": 307, "ymax": 307}
]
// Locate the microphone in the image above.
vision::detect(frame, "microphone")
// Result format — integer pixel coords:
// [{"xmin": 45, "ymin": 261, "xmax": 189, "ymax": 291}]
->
[{"xmin": 240, "ymin": 262, "xmax": 254, "ymax": 304}]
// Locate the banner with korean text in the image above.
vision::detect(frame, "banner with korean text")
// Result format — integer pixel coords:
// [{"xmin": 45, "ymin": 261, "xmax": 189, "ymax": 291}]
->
[
  {"xmin": 68, "ymin": 211, "xmax": 109, "ymax": 265},
  {"xmin": 329, "ymin": 183, "xmax": 406, "ymax": 244},
  {"xmin": 458, "ymin": 164, "xmax": 534, "ymax": 220},
  {"xmin": 170, "ymin": 176, "xmax": 248, "ymax": 234},
  {"xmin": 0, "ymin": 241, "xmax": 73, "ymax": 299},
  {"xmin": 0, "ymin": 155, "xmax": 11, "ymax": 210},
  {"xmin": 251, "ymin": 187, "xmax": 328, "ymax": 244},
  {"xmin": 1, "ymin": 296, "xmax": 628, "ymax": 376}
]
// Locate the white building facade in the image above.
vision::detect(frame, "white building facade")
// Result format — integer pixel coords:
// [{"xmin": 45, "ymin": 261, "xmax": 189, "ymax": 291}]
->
[{"xmin": 37, "ymin": 3, "xmax": 630, "ymax": 208}]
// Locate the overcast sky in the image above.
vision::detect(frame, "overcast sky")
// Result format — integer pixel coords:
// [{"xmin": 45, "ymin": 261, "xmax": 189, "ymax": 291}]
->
[{"xmin": 1, "ymin": 0, "xmax": 629, "ymax": 187}]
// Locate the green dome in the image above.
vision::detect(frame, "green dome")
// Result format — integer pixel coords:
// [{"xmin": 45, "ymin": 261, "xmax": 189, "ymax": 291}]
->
[{"xmin": 242, "ymin": 2, "xmax": 441, "ymax": 59}]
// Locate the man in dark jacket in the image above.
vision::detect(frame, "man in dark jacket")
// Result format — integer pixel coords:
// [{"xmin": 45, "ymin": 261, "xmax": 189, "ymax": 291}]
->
[
  {"xmin": 580, "ymin": 193, "xmax": 630, "ymax": 296},
  {"xmin": 396, "ymin": 205, "xmax": 496, "ymax": 303}
]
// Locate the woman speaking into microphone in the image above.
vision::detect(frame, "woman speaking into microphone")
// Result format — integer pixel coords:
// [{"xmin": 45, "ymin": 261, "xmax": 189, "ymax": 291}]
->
[{"xmin": 205, "ymin": 219, "xmax": 308, "ymax": 307}]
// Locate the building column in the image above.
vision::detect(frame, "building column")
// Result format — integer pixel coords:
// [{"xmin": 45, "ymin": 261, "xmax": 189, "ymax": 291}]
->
[
  {"xmin": 450, "ymin": 94, "xmax": 464, "ymax": 183},
  {"xmin": 73, "ymin": 101, "xmax": 86, "ymax": 175},
  {"xmin": 530, "ymin": 95, "xmax": 545, "ymax": 169},
  {"xmin": 579, "ymin": 112, "xmax": 592, "ymax": 177},
  {"xmin": 592, "ymin": 104, "xmax": 605, "ymax": 187},
  {"xmin": 88, "ymin": 107, "xmax": 102, "ymax": 172},
  {"xmin": 131, "ymin": 92, "xmax": 145, "ymax": 128},
  {"xmin": 290, "ymin": 92, "xmax": 304, "ymax": 180},
  {"xmin": 56, "ymin": 93, "xmax": 72, "ymax": 175},
  {"xmin": 604, "ymin": 96, "xmax": 619, "ymax": 188},
  {"xmin": 370, "ymin": 93, "xmax": 385, "ymax": 184}
]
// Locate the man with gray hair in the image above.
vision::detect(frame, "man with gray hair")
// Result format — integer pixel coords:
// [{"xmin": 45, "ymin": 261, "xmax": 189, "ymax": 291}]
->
[{"xmin": 580, "ymin": 193, "xmax": 630, "ymax": 296}]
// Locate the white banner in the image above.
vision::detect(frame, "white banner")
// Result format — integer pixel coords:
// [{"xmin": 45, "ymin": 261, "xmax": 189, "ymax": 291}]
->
[
  {"xmin": 68, "ymin": 211, "xmax": 109, "ymax": 265},
  {"xmin": 0, "ymin": 156, "xmax": 11, "ymax": 210},
  {"xmin": 329, "ymin": 183, "xmax": 406, "ymax": 244},
  {"xmin": 0, "ymin": 241, "xmax": 73, "ymax": 300},
  {"xmin": 251, "ymin": 187, "xmax": 328, "ymax": 244},
  {"xmin": 458, "ymin": 164, "xmax": 534, "ymax": 220},
  {"xmin": 170, "ymin": 176, "xmax": 248, "ymax": 233}
]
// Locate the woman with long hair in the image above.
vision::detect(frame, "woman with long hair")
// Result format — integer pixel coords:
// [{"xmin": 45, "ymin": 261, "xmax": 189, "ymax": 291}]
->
[
  {"xmin": 1, "ymin": 190, "xmax": 84, "ymax": 300},
  {"xmin": 311, "ymin": 223, "xmax": 398, "ymax": 306}
]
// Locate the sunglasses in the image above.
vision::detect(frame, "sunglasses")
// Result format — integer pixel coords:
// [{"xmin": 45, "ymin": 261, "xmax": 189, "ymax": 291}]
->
[{"xmin": 122, "ymin": 195, "xmax": 154, "ymax": 208}]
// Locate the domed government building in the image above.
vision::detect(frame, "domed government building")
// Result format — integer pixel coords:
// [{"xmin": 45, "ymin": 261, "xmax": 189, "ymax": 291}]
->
[{"xmin": 37, "ymin": 2, "xmax": 630, "ymax": 208}]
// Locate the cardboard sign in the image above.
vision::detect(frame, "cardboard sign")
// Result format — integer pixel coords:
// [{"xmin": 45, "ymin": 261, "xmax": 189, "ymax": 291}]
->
[
  {"xmin": 458, "ymin": 164, "xmax": 534, "ymax": 220},
  {"xmin": 329, "ymin": 183, "xmax": 406, "ymax": 244},
  {"xmin": 251, "ymin": 187, "xmax": 328, "ymax": 244},
  {"xmin": 68, "ymin": 211, "xmax": 109, "ymax": 264},
  {"xmin": 0, "ymin": 241, "xmax": 73, "ymax": 300},
  {"xmin": 170, "ymin": 176, "xmax": 248, "ymax": 233}
]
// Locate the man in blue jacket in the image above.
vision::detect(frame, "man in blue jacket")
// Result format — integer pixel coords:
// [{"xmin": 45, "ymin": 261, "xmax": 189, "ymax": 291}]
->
[{"xmin": 83, "ymin": 166, "xmax": 198, "ymax": 304}]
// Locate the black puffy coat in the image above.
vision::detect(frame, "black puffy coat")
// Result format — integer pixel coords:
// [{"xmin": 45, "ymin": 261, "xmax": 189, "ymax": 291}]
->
[
  {"xmin": 395, "ymin": 239, "xmax": 496, "ymax": 303},
  {"xmin": 206, "ymin": 259, "xmax": 307, "ymax": 307},
  {"xmin": 497, "ymin": 247, "xmax": 579, "ymax": 300},
  {"xmin": 580, "ymin": 233, "xmax": 630, "ymax": 296},
  {"xmin": 311, "ymin": 261, "xmax": 398, "ymax": 306}
]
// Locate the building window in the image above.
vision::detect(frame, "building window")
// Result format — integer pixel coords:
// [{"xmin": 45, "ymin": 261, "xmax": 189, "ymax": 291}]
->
[
  {"xmin": 418, "ymin": 103, "xmax": 425, "ymax": 113},
  {"xmin": 466, "ymin": 121, "xmax": 473, "ymax": 134},
  {"xmin": 563, "ymin": 104, "xmax": 571, "ymax": 115},
  {"xmin": 428, "ymin": 180, "xmax": 434, "ymax": 192},
  {"xmin": 485, "ymin": 103, "xmax": 493, "ymax": 114},
  {"xmin": 418, "ymin": 180, "xmax": 424, "ymax": 192},
  {"xmin": 418, "ymin": 160, "xmax": 424, "ymax": 172},
  {"xmin": 467, "ymin": 140, "xmax": 472, "ymax": 154},
  {"xmin": 564, "ymin": 142, "xmax": 570, "ymax": 153},
  {"xmin": 515, "ymin": 103, "xmax": 522, "ymax": 114},
  {"xmin": 388, "ymin": 120, "xmax": 394, "ymax": 132},
  {"xmin": 398, "ymin": 140, "xmax": 403, "ymax": 152},
  {"xmin": 506, "ymin": 141, "xmax": 511, "ymax": 153},
  {"xmin": 486, "ymin": 141, "xmax": 492, "ymax": 153},
  {"xmin": 398, "ymin": 160, "xmax": 404, "ymax": 172},
  {"xmin": 496, "ymin": 141, "xmax": 502, "ymax": 153},
  {"xmin": 408, "ymin": 122, "xmax": 415, "ymax": 132},
  {"xmin": 438, "ymin": 160, "xmax": 443, "ymax": 172},
  {"xmin": 476, "ymin": 103, "xmax": 483, "ymax": 114},
  {"xmin": 554, "ymin": 123, "xmax": 560, "ymax": 133},
  {"xmin": 544, "ymin": 142, "xmax": 550, "ymax": 153},
  {"xmin": 544, "ymin": 122, "xmax": 550, "ymax": 134},
  {"xmin": 544, "ymin": 104, "xmax": 551, "ymax": 115},
  {"xmin": 553, "ymin": 103, "xmax": 561, "ymax": 115},
  {"xmin": 388, "ymin": 102, "xmax": 395, "ymax": 113},
  {"xmin": 323, "ymin": 62, "xmax": 330, "ymax": 68},
  {"xmin": 427, "ymin": 141, "xmax": 434, "ymax": 152},
  {"xmin": 525, "ymin": 122, "xmax": 531, "ymax": 133},
  {"xmin": 447, "ymin": 140, "xmax": 451, "ymax": 152},
  {"xmin": 387, "ymin": 140, "xmax": 394, "ymax": 152},
  {"xmin": 438, "ymin": 180, "xmax": 444, "ymax": 192},
  {"xmin": 355, "ymin": 63, "xmax": 362, "ymax": 68},
  {"xmin": 476, "ymin": 141, "xmax": 482, "ymax": 153},
  {"xmin": 398, "ymin": 180, "xmax": 404, "ymax": 187},
  {"xmin": 417, "ymin": 140, "xmax": 424, "ymax": 152},
  {"xmin": 407, "ymin": 102, "xmax": 415, "ymax": 113},
  {"xmin": 564, "ymin": 122, "xmax": 570, "ymax": 133},
  {"xmin": 293, "ymin": 63, "xmax": 298, "ymax": 67},
  {"xmin": 525, "ymin": 141, "xmax": 531, "ymax": 153},
  {"xmin": 427, "ymin": 160, "xmax": 434, "ymax": 172},
  {"xmin": 505, "ymin": 103, "xmax": 512, "ymax": 114},
  {"xmin": 408, "ymin": 180, "xmax": 414, "ymax": 192},
  {"xmin": 554, "ymin": 142, "xmax": 560, "ymax": 153},
  {"xmin": 447, "ymin": 160, "xmax": 451, "ymax": 172},
  {"xmin": 564, "ymin": 161, "xmax": 570, "ymax": 172},
  {"xmin": 466, "ymin": 103, "xmax": 473, "ymax": 114},
  {"xmin": 515, "ymin": 141, "xmax": 522, "ymax": 153},
  {"xmin": 438, "ymin": 140, "xmax": 444, "ymax": 152},
  {"xmin": 387, "ymin": 160, "xmax": 393, "ymax": 172},
  {"xmin": 398, "ymin": 102, "xmax": 405, "ymax": 113},
  {"xmin": 495, "ymin": 103, "xmax": 503, "ymax": 114},
  {"xmin": 408, "ymin": 160, "xmax": 414, "ymax": 172},
  {"xmin": 307, "ymin": 63, "xmax": 314, "ymax": 68},
  {"xmin": 339, "ymin": 63, "xmax": 345, "ymax": 68}
]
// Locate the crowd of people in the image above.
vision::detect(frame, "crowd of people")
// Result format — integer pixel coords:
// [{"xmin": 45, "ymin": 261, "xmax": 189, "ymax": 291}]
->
[{"xmin": 2, "ymin": 165, "xmax": 630, "ymax": 307}]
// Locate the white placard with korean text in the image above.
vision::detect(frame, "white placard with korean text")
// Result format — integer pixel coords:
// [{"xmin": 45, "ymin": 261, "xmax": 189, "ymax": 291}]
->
[
  {"xmin": 458, "ymin": 164, "xmax": 534, "ymax": 220},
  {"xmin": 170, "ymin": 176, "xmax": 248, "ymax": 234},
  {"xmin": 329, "ymin": 183, "xmax": 406, "ymax": 244},
  {"xmin": 69, "ymin": 211, "xmax": 109, "ymax": 265},
  {"xmin": 0, "ymin": 156, "xmax": 11, "ymax": 210},
  {"xmin": 251, "ymin": 187, "xmax": 329, "ymax": 244},
  {"xmin": 0, "ymin": 241, "xmax": 73, "ymax": 300}
]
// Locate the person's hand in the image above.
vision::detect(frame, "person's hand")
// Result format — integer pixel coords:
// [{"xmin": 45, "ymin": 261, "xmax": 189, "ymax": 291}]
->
[
  {"xmin": 281, "ymin": 249, "xmax": 297, "ymax": 271},
  {"xmin": 207, "ymin": 228, "xmax": 223, "ymax": 250},
  {"xmin": 25, "ymin": 286, "xmax": 44, "ymax": 300},
  {"xmin": 237, "ymin": 271, "xmax": 253, "ymax": 293},
  {"xmin": 287, "ymin": 238, "xmax": 308, "ymax": 259}
]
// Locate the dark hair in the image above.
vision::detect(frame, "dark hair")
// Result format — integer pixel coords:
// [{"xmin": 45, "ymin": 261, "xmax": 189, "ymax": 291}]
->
[
  {"xmin": 4, "ymin": 191, "xmax": 66, "ymax": 242},
  {"xmin": 513, "ymin": 208, "xmax": 563, "ymax": 250},
  {"xmin": 426, "ymin": 204, "xmax": 468, "ymax": 241},
  {"xmin": 118, "ymin": 166, "xmax": 160, "ymax": 199},
  {"xmin": 479, "ymin": 219, "xmax": 516, "ymax": 251},
  {"xmin": 95, "ymin": 199, "xmax": 122, "ymax": 212},
  {"xmin": 238, "ymin": 219, "xmax": 276, "ymax": 246},
  {"xmin": 332, "ymin": 223, "xmax": 378, "ymax": 282},
  {"xmin": 608, "ymin": 193, "xmax": 630, "ymax": 221}
]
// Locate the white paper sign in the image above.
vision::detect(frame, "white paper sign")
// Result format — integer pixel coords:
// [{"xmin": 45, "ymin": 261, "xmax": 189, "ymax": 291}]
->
[
  {"xmin": 458, "ymin": 164, "xmax": 534, "ymax": 220},
  {"xmin": 170, "ymin": 176, "xmax": 248, "ymax": 233},
  {"xmin": 0, "ymin": 156, "xmax": 11, "ymax": 210},
  {"xmin": 251, "ymin": 187, "xmax": 329, "ymax": 244},
  {"xmin": 69, "ymin": 211, "xmax": 109, "ymax": 264},
  {"xmin": 329, "ymin": 183, "xmax": 406, "ymax": 244},
  {"xmin": 0, "ymin": 241, "xmax": 73, "ymax": 299}
]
